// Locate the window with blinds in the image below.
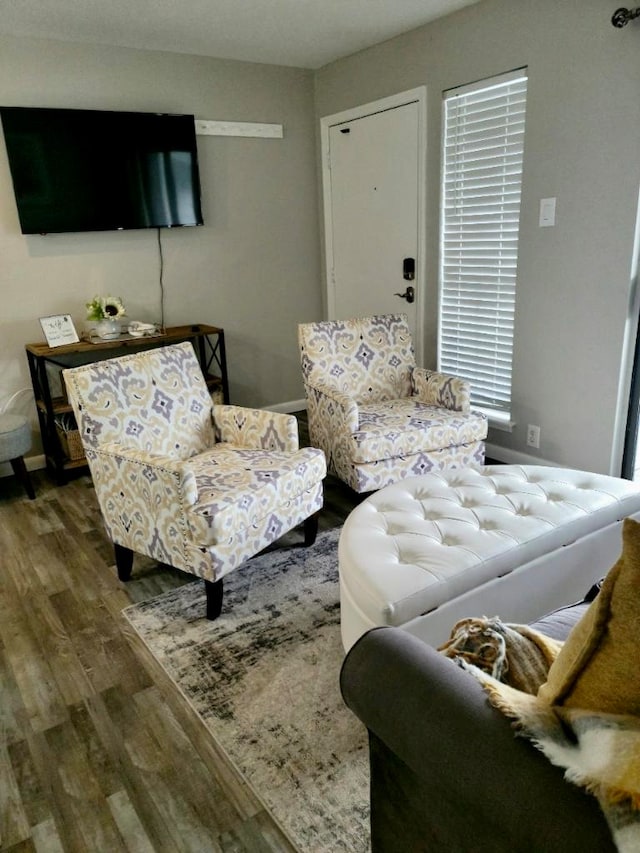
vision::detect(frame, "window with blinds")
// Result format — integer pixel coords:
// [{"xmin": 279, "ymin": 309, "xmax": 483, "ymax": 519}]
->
[{"xmin": 438, "ymin": 68, "xmax": 528, "ymax": 421}]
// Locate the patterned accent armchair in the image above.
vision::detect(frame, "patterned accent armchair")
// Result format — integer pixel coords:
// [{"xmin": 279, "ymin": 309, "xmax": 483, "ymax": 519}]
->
[
  {"xmin": 63, "ymin": 342, "xmax": 326, "ymax": 618},
  {"xmin": 298, "ymin": 314, "xmax": 487, "ymax": 493}
]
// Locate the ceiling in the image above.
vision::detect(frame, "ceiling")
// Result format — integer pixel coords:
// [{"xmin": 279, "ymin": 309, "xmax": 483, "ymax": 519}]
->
[{"xmin": 0, "ymin": 0, "xmax": 481, "ymax": 70}]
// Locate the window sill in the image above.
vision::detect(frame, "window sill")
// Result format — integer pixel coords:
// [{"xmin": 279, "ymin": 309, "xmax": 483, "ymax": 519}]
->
[{"xmin": 474, "ymin": 407, "xmax": 515, "ymax": 433}]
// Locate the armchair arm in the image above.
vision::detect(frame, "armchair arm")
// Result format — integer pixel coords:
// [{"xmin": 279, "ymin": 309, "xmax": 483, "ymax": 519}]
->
[
  {"xmin": 304, "ymin": 381, "xmax": 359, "ymax": 433},
  {"xmin": 213, "ymin": 404, "xmax": 299, "ymax": 451},
  {"xmin": 412, "ymin": 366, "xmax": 470, "ymax": 413},
  {"xmin": 83, "ymin": 444, "xmax": 194, "ymax": 569},
  {"xmin": 340, "ymin": 628, "xmax": 614, "ymax": 853}
]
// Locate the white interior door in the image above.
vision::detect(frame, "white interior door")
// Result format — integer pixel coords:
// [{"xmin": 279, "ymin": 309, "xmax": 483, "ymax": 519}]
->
[{"xmin": 322, "ymin": 90, "xmax": 425, "ymax": 359}]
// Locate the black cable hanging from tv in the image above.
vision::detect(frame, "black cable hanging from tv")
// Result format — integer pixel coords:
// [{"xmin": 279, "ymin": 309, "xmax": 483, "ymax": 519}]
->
[{"xmin": 157, "ymin": 227, "xmax": 166, "ymax": 331}]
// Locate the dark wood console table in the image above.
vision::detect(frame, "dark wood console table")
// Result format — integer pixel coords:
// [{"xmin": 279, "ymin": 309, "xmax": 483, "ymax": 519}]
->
[{"xmin": 25, "ymin": 323, "xmax": 229, "ymax": 483}]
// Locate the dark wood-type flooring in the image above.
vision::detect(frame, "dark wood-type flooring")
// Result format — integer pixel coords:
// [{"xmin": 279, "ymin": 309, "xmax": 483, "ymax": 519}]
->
[{"xmin": 0, "ymin": 414, "xmax": 362, "ymax": 853}]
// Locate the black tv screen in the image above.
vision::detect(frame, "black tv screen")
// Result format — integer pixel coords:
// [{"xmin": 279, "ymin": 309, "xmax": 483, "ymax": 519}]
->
[{"xmin": 0, "ymin": 106, "xmax": 204, "ymax": 234}]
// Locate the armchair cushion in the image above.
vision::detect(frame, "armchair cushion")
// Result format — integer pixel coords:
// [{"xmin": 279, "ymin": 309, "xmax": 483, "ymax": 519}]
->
[
  {"xmin": 352, "ymin": 400, "xmax": 487, "ymax": 464},
  {"xmin": 182, "ymin": 445, "xmax": 326, "ymax": 544}
]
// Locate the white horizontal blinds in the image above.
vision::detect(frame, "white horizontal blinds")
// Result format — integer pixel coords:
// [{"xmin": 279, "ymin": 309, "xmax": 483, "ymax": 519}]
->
[{"xmin": 439, "ymin": 69, "xmax": 528, "ymax": 416}]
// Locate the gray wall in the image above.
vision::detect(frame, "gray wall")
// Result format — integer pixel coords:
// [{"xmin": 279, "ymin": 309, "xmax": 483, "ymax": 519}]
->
[
  {"xmin": 315, "ymin": 0, "xmax": 640, "ymax": 474},
  {"xmin": 0, "ymin": 35, "xmax": 322, "ymax": 455},
  {"xmin": 3, "ymin": 0, "xmax": 640, "ymax": 477}
]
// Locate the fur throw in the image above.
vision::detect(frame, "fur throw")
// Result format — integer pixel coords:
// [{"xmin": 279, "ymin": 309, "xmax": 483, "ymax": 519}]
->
[{"xmin": 467, "ymin": 668, "xmax": 640, "ymax": 853}]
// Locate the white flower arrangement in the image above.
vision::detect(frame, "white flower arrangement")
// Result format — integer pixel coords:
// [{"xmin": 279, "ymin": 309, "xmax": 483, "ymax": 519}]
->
[{"xmin": 86, "ymin": 295, "xmax": 126, "ymax": 321}]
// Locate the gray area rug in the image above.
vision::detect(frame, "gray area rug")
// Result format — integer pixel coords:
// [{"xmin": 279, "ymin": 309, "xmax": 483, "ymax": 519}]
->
[{"xmin": 122, "ymin": 528, "xmax": 370, "ymax": 852}]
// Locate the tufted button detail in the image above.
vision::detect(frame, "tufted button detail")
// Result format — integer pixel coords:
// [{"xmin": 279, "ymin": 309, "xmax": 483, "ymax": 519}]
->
[
  {"xmin": 412, "ymin": 488, "xmax": 432, "ymax": 500},
  {"xmin": 423, "ymin": 510, "xmax": 443, "ymax": 521}
]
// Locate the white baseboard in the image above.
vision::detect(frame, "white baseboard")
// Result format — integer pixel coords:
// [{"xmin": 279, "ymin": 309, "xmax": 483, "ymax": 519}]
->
[
  {"xmin": 26, "ymin": 453, "xmax": 46, "ymax": 471},
  {"xmin": 262, "ymin": 399, "xmax": 307, "ymax": 414},
  {"xmin": 485, "ymin": 442, "xmax": 563, "ymax": 468},
  {"xmin": 0, "ymin": 453, "xmax": 47, "ymax": 479}
]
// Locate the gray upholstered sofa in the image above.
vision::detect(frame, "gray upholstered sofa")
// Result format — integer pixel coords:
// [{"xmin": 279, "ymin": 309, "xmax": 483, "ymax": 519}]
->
[{"xmin": 340, "ymin": 588, "xmax": 616, "ymax": 852}]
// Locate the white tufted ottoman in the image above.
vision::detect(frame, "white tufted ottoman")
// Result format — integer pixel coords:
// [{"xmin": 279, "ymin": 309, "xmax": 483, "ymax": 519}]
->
[{"xmin": 338, "ymin": 465, "xmax": 640, "ymax": 651}]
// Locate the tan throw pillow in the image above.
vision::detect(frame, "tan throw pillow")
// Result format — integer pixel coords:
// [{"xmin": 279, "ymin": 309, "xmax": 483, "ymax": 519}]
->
[{"xmin": 538, "ymin": 516, "xmax": 640, "ymax": 715}]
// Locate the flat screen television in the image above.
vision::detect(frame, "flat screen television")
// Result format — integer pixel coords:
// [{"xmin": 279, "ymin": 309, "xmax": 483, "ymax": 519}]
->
[{"xmin": 0, "ymin": 106, "xmax": 204, "ymax": 234}]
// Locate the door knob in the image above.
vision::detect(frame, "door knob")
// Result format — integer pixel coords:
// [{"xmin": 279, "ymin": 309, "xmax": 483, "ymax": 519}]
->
[{"xmin": 394, "ymin": 286, "xmax": 415, "ymax": 304}]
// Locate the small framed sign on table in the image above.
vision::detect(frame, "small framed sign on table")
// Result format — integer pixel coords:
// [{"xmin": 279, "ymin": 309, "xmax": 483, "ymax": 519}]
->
[{"xmin": 40, "ymin": 314, "xmax": 80, "ymax": 348}]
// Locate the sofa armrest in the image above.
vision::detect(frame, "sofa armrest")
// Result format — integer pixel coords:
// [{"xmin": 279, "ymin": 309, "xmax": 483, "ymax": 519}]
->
[
  {"xmin": 340, "ymin": 627, "xmax": 614, "ymax": 853},
  {"xmin": 213, "ymin": 405, "xmax": 299, "ymax": 451},
  {"xmin": 411, "ymin": 367, "xmax": 470, "ymax": 413}
]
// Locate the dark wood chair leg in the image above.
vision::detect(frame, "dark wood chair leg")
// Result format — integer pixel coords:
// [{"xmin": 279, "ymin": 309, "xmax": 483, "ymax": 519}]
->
[
  {"xmin": 304, "ymin": 512, "xmax": 319, "ymax": 547},
  {"xmin": 114, "ymin": 543, "xmax": 134, "ymax": 581},
  {"xmin": 10, "ymin": 456, "xmax": 35, "ymax": 500},
  {"xmin": 205, "ymin": 578, "xmax": 224, "ymax": 620}
]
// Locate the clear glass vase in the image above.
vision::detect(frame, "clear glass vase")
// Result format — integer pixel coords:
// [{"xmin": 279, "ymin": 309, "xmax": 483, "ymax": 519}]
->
[{"xmin": 95, "ymin": 317, "xmax": 121, "ymax": 340}]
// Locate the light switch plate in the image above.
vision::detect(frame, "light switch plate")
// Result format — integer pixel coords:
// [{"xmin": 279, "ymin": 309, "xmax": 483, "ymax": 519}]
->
[{"xmin": 539, "ymin": 197, "xmax": 556, "ymax": 227}]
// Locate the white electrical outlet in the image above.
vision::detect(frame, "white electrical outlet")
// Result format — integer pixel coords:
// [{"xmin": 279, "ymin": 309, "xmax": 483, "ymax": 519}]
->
[{"xmin": 527, "ymin": 424, "xmax": 541, "ymax": 448}]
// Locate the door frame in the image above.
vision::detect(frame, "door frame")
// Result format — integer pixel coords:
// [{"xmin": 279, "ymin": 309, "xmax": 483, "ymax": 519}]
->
[
  {"xmin": 615, "ymin": 187, "xmax": 640, "ymax": 478},
  {"xmin": 320, "ymin": 87, "xmax": 427, "ymax": 364}
]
